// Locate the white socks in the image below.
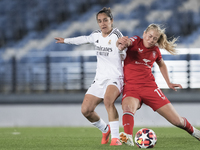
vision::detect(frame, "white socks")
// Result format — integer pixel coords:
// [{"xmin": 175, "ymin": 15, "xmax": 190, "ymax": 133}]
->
[
  {"xmin": 109, "ymin": 121, "xmax": 119, "ymax": 139},
  {"xmin": 91, "ymin": 118, "xmax": 108, "ymax": 133},
  {"xmin": 91, "ymin": 119, "xmax": 120, "ymax": 139}
]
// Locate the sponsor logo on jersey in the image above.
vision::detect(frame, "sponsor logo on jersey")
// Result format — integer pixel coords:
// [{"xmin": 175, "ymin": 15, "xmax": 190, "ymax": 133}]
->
[
  {"xmin": 95, "ymin": 40, "xmax": 99, "ymax": 43},
  {"xmin": 143, "ymin": 59, "xmax": 151, "ymax": 63},
  {"xmin": 97, "ymin": 51, "xmax": 109, "ymax": 56},
  {"xmin": 96, "ymin": 45, "xmax": 113, "ymax": 56},
  {"xmin": 135, "ymin": 59, "xmax": 151, "ymax": 68},
  {"xmin": 96, "ymin": 46, "xmax": 112, "ymax": 52}
]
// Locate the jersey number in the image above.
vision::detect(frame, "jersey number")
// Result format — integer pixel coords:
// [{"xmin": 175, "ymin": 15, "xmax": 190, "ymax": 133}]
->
[{"xmin": 154, "ymin": 88, "xmax": 166, "ymax": 100}]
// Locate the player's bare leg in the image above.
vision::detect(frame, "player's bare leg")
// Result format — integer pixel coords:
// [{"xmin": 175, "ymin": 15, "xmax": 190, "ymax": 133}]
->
[
  {"xmin": 156, "ymin": 103, "xmax": 200, "ymax": 141},
  {"xmin": 81, "ymin": 94, "xmax": 110, "ymax": 144},
  {"xmin": 104, "ymin": 85, "xmax": 120, "ymax": 122},
  {"xmin": 156, "ymin": 103, "xmax": 184, "ymax": 127},
  {"xmin": 81, "ymin": 94, "xmax": 102, "ymax": 122},
  {"xmin": 104, "ymin": 85, "xmax": 122, "ymax": 145}
]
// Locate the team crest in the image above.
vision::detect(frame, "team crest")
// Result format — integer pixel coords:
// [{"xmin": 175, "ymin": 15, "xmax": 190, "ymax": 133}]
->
[
  {"xmin": 108, "ymin": 40, "xmax": 111, "ymax": 45},
  {"xmin": 152, "ymin": 51, "xmax": 156, "ymax": 58}
]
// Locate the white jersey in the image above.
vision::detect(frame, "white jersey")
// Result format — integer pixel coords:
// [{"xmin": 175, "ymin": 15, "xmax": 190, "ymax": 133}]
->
[{"xmin": 64, "ymin": 28, "xmax": 126, "ymax": 83}]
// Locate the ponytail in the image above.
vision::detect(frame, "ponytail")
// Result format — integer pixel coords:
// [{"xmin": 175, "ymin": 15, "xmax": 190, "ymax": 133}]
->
[{"xmin": 145, "ymin": 24, "xmax": 178, "ymax": 55}]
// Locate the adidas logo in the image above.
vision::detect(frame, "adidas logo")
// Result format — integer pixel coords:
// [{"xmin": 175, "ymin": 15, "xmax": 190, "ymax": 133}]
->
[{"xmin": 113, "ymin": 82, "xmax": 118, "ymax": 85}]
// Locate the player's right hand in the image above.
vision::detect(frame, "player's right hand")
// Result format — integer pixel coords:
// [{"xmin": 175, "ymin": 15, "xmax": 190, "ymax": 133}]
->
[{"xmin": 55, "ymin": 37, "xmax": 64, "ymax": 43}]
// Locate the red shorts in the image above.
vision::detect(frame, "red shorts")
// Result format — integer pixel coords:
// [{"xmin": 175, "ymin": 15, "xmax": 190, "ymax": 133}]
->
[{"xmin": 122, "ymin": 82, "xmax": 170, "ymax": 111}]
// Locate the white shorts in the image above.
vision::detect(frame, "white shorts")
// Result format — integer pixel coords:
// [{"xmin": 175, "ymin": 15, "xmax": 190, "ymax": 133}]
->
[{"xmin": 86, "ymin": 78, "xmax": 124, "ymax": 99}]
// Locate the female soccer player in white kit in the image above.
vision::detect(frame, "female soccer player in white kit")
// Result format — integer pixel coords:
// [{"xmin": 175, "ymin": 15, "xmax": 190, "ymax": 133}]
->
[{"xmin": 55, "ymin": 7, "xmax": 126, "ymax": 146}]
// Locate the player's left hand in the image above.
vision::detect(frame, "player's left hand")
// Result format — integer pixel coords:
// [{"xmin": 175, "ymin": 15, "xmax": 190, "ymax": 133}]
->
[
  {"xmin": 168, "ymin": 83, "xmax": 182, "ymax": 91},
  {"xmin": 117, "ymin": 36, "xmax": 130, "ymax": 50}
]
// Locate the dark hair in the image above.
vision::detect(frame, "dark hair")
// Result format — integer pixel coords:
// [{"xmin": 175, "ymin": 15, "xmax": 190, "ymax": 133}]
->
[{"xmin": 96, "ymin": 7, "xmax": 113, "ymax": 20}]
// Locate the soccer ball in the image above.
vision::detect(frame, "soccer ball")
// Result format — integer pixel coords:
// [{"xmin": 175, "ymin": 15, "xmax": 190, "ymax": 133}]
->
[{"xmin": 134, "ymin": 128, "xmax": 157, "ymax": 148}]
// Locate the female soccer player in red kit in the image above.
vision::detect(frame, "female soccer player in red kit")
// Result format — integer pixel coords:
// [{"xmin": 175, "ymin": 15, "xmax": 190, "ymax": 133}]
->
[{"xmin": 117, "ymin": 24, "xmax": 200, "ymax": 146}]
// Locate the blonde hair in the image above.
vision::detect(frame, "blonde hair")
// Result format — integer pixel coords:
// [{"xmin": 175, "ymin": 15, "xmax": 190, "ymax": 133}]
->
[{"xmin": 145, "ymin": 24, "xmax": 178, "ymax": 55}]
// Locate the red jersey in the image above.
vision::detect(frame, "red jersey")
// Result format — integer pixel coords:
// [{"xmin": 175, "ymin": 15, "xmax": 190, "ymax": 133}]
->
[{"xmin": 124, "ymin": 36, "xmax": 162, "ymax": 84}]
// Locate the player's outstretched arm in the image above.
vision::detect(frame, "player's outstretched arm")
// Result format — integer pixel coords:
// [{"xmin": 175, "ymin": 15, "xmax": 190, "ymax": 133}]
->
[
  {"xmin": 157, "ymin": 59, "xmax": 182, "ymax": 91},
  {"xmin": 55, "ymin": 37, "xmax": 64, "ymax": 43}
]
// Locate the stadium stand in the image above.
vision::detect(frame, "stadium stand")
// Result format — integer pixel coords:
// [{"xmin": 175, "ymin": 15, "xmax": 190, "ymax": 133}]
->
[
  {"xmin": 0, "ymin": 0, "xmax": 200, "ymax": 94},
  {"xmin": 1, "ymin": 0, "xmax": 200, "ymax": 57}
]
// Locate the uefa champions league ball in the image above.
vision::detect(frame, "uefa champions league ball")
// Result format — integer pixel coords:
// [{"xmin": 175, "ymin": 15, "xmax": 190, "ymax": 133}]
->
[{"xmin": 135, "ymin": 128, "xmax": 157, "ymax": 148}]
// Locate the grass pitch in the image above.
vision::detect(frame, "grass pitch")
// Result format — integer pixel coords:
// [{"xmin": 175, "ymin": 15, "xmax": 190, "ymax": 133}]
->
[{"xmin": 0, "ymin": 127, "xmax": 199, "ymax": 150}]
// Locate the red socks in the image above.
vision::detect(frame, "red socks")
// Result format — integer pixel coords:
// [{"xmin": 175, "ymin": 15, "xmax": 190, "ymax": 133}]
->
[
  {"xmin": 123, "ymin": 113, "xmax": 194, "ymax": 136},
  {"xmin": 182, "ymin": 117, "xmax": 194, "ymax": 134},
  {"xmin": 122, "ymin": 111, "xmax": 134, "ymax": 136}
]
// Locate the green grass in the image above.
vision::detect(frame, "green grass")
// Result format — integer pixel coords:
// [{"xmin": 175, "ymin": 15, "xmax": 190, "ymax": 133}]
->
[{"xmin": 0, "ymin": 127, "xmax": 199, "ymax": 150}]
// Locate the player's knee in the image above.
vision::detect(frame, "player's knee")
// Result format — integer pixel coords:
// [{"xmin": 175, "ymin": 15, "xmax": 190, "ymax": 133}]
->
[
  {"xmin": 122, "ymin": 104, "xmax": 132, "ymax": 112},
  {"xmin": 81, "ymin": 106, "xmax": 91, "ymax": 118},
  {"xmin": 104, "ymin": 97, "xmax": 114, "ymax": 109},
  {"xmin": 122, "ymin": 103, "xmax": 138, "ymax": 114}
]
